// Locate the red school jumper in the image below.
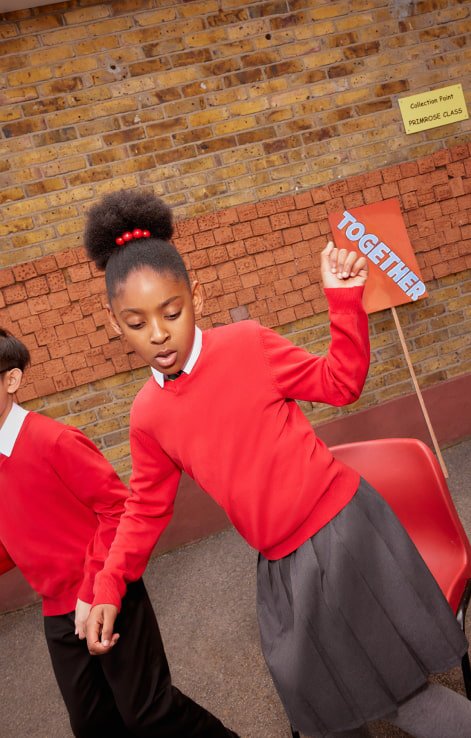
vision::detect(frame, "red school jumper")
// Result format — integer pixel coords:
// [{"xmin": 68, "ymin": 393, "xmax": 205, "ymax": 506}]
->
[
  {"xmin": 0, "ymin": 412, "xmax": 128, "ymax": 615},
  {"xmin": 94, "ymin": 287, "xmax": 370, "ymax": 608}
]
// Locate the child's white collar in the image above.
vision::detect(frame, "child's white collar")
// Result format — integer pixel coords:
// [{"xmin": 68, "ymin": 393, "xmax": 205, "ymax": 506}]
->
[
  {"xmin": 0, "ymin": 403, "xmax": 29, "ymax": 457},
  {"xmin": 151, "ymin": 327, "xmax": 202, "ymax": 388}
]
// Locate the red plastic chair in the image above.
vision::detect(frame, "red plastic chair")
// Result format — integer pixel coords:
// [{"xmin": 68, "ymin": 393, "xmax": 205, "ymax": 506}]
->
[
  {"xmin": 331, "ymin": 438, "xmax": 471, "ymax": 695},
  {"xmin": 290, "ymin": 437, "xmax": 471, "ymax": 738}
]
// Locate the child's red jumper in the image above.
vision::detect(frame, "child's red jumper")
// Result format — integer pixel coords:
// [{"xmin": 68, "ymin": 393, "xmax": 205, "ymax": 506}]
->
[
  {"xmin": 0, "ymin": 412, "xmax": 128, "ymax": 615},
  {"xmin": 94, "ymin": 287, "xmax": 369, "ymax": 608}
]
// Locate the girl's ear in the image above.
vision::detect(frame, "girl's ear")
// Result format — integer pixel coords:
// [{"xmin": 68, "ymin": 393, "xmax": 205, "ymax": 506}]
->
[
  {"xmin": 191, "ymin": 281, "xmax": 203, "ymax": 317},
  {"xmin": 106, "ymin": 304, "xmax": 122, "ymax": 336},
  {"xmin": 6, "ymin": 368, "xmax": 23, "ymax": 395}
]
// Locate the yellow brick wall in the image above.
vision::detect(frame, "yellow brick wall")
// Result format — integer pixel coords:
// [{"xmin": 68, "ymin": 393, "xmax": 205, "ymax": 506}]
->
[{"xmin": 1, "ymin": 0, "xmax": 470, "ymax": 267}]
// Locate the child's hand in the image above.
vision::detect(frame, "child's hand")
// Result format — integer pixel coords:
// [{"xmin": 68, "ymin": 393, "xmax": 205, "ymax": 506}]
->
[
  {"xmin": 86, "ymin": 604, "xmax": 120, "ymax": 655},
  {"xmin": 74, "ymin": 598, "xmax": 92, "ymax": 640},
  {"xmin": 321, "ymin": 241, "xmax": 368, "ymax": 289}
]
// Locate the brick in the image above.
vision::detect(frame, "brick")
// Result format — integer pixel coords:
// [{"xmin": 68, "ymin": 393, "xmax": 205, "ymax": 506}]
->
[
  {"xmin": 29, "ymin": 346, "xmax": 50, "ymax": 365},
  {"xmin": 25, "ymin": 276, "xmax": 49, "ymax": 297},
  {"xmin": 267, "ymin": 295, "xmax": 287, "ymax": 313},
  {"xmin": 213, "ymin": 227, "xmax": 234, "ymax": 245},
  {"xmin": 380, "ymin": 181, "xmax": 400, "ymax": 198},
  {"xmin": 450, "ymin": 145, "xmax": 468, "ymax": 162},
  {"xmin": 67, "ymin": 263, "xmax": 92, "ymax": 282},
  {"xmin": 48, "ymin": 339, "xmax": 72, "ymax": 359},
  {"xmin": 44, "ymin": 271, "xmax": 66, "ymax": 292},
  {"xmin": 39, "ymin": 309, "xmax": 63, "ymax": 328},
  {"xmin": 16, "ymin": 384, "xmax": 37, "ymax": 403},
  {"xmin": 46, "ymin": 291, "xmax": 70, "ymax": 310},
  {"xmin": 0, "ymin": 269, "xmax": 15, "ymax": 288},
  {"xmin": 218, "ymin": 293, "xmax": 238, "ymax": 310},
  {"xmin": 26, "ymin": 295, "xmax": 49, "ymax": 314},
  {"xmin": 259, "ymin": 266, "xmax": 279, "ymax": 285},
  {"xmin": 58, "ymin": 304, "xmax": 82, "ymax": 325},
  {"xmin": 33, "ymin": 378, "xmax": 56, "ymax": 397},
  {"xmin": 55, "ymin": 250, "xmax": 79, "ymax": 268},
  {"xmin": 283, "ymin": 227, "xmax": 303, "ymax": 245},
  {"xmin": 91, "ymin": 310, "xmax": 108, "ymax": 329},
  {"xmin": 230, "ymin": 305, "xmax": 250, "ymax": 322},
  {"xmin": 4, "ymin": 284, "xmax": 27, "ymax": 304},
  {"xmin": 66, "ymin": 280, "xmax": 90, "ymax": 302},
  {"xmin": 1, "ymin": 301, "xmax": 27, "ymax": 322},
  {"xmin": 196, "ymin": 266, "xmax": 218, "ymax": 284},
  {"xmin": 277, "ymin": 307, "xmax": 297, "ymax": 324},
  {"xmin": 12, "ymin": 262, "xmax": 37, "ymax": 281},
  {"xmin": 18, "ymin": 314, "xmax": 42, "ymax": 334},
  {"xmin": 208, "ymin": 246, "xmax": 229, "ymax": 264},
  {"xmin": 189, "ymin": 251, "xmax": 210, "ymax": 270},
  {"xmin": 194, "ymin": 231, "xmax": 216, "ymax": 250}
]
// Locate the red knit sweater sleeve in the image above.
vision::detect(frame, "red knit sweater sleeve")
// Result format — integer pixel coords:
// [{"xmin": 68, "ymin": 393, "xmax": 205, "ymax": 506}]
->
[
  {"xmin": 51, "ymin": 428, "xmax": 129, "ymax": 604},
  {"xmin": 92, "ymin": 426, "xmax": 181, "ymax": 608},
  {"xmin": 0, "ymin": 540, "xmax": 15, "ymax": 576},
  {"xmin": 260, "ymin": 286, "xmax": 370, "ymax": 405}
]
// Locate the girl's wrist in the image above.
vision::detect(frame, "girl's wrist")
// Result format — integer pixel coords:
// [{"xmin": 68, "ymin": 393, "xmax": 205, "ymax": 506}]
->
[{"xmin": 324, "ymin": 286, "xmax": 365, "ymax": 311}]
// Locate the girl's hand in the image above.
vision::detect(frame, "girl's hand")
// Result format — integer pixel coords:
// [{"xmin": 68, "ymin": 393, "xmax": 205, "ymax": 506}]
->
[
  {"xmin": 321, "ymin": 241, "xmax": 368, "ymax": 289},
  {"xmin": 75, "ymin": 598, "xmax": 92, "ymax": 640},
  {"xmin": 86, "ymin": 604, "xmax": 120, "ymax": 655}
]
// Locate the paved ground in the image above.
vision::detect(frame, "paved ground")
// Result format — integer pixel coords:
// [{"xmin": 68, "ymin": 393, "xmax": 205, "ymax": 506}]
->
[{"xmin": 0, "ymin": 439, "xmax": 470, "ymax": 738}]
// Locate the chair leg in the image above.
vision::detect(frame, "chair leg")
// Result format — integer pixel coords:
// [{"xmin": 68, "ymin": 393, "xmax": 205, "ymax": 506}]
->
[
  {"xmin": 456, "ymin": 580, "xmax": 471, "ymax": 699},
  {"xmin": 462, "ymin": 651, "xmax": 471, "ymax": 700}
]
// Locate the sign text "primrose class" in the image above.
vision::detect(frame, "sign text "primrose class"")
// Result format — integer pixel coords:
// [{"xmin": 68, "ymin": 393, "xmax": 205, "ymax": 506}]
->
[{"xmin": 336, "ymin": 211, "xmax": 426, "ymax": 301}]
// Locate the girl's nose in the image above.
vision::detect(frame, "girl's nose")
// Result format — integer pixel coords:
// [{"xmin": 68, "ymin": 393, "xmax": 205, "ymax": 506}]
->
[{"xmin": 149, "ymin": 321, "xmax": 169, "ymax": 344}]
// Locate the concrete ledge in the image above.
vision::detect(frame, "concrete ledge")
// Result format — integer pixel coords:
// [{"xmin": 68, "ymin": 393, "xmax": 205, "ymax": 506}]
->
[{"xmin": 316, "ymin": 372, "xmax": 471, "ymax": 448}]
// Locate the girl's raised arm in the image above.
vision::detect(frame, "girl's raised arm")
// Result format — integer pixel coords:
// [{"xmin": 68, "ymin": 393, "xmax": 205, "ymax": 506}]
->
[{"xmin": 260, "ymin": 242, "xmax": 370, "ymax": 406}]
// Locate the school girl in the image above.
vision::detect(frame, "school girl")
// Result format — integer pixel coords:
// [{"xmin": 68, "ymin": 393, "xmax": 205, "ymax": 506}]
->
[
  {"xmin": 0, "ymin": 327, "xmax": 238, "ymax": 738},
  {"xmin": 84, "ymin": 190, "xmax": 471, "ymax": 738}
]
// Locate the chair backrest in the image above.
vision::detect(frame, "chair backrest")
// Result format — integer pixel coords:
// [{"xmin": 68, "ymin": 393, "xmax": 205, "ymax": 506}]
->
[{"xmin": 330, "ymin": 438, "xmax": 471, "ymax": 613}]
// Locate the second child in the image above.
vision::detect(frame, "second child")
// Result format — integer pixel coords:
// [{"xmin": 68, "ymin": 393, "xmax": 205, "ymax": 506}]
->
[{"xmin": 0, "ymin": 327, "xmax": 238, "ymax": 738}]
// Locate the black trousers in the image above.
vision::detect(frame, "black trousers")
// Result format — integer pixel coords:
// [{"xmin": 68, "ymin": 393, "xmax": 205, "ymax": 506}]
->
[{"xmin": 44, "ymin": 579, "xmax": 237, "ymax": 738}]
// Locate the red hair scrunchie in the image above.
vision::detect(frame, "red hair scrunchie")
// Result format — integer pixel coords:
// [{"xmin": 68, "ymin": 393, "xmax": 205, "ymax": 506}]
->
[{"xmin": 115, "ymin": 228, "xmax": 151, "ymax": 246}]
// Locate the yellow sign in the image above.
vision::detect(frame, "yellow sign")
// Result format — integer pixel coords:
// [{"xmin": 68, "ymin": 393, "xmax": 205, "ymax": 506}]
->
[{"xmin": 398, "ymin": 84, "xmax": 468, "ymax": 134}]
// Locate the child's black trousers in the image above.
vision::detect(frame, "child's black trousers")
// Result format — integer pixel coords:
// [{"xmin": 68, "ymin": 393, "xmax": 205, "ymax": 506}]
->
[{"xmin": 44, "ymin": 578, "xmax": 236, "ymax": 738}]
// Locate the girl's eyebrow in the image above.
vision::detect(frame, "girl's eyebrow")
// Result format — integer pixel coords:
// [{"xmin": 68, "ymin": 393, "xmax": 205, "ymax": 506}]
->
[
  {"xmin": 119, "ymin": 296, "xmax": 181, "ymax": 316},
  {"xmin": 119, "ymin": 308, "xmax": 144, "ymax": 316}
]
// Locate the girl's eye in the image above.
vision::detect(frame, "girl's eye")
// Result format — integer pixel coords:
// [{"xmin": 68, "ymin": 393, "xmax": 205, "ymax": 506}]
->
[
  {"xmin": 166, "ymin": 312, "xmax": 181, "ymax": 320},
  {"xmin": 128, "ymin": 323, "xmax": 144, "ymax": 330}
]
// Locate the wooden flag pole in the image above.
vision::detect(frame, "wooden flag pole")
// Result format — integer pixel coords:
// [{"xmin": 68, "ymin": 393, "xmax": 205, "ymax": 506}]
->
[{"xmin": 391, "ymin": 306, "xmax": 448, "ymax": 478}]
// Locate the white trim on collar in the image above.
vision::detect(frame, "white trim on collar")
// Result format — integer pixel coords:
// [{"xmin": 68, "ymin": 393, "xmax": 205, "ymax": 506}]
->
[
  {"xmin": 0, "ymin": 403, "xmax": 29, "ymax": 458},
  {"xmin": 151, "ymin": 326, "xmax": 202, "ymax": 388}
]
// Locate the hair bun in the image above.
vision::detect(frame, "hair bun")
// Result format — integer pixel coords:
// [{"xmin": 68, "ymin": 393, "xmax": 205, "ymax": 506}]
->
[{"xmin": 84, "ymin": 189, "xmax": 174, "ymax": 270}]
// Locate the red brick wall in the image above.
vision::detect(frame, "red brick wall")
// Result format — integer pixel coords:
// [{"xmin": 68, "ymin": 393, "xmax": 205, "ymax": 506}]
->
[{"xmin": 0, "ymin": 143, "xmax": 470, "ymax": 404}]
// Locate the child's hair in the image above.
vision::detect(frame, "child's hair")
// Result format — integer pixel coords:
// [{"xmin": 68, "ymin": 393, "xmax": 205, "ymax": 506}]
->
[
  {"xmin": 0, "ymin": 328, "xmax": 30, "ymax": 373},
  {"xmin": 84, "ymin": 189, "xmax": 190, "ymax": 299}
]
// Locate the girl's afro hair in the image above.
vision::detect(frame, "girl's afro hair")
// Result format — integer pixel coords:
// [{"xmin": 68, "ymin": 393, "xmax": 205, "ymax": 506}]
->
[{"xmin": 84, "ymin": 189, "xmax": 174, "ymax": 270}]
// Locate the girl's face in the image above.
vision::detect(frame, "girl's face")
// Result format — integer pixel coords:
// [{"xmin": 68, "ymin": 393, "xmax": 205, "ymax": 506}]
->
[{"xmin": 109, "ymin": 267, "xmax": 203, "ymax": 375}]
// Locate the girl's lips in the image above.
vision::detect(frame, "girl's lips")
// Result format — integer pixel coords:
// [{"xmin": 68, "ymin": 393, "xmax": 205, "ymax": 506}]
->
[{"xmin": 154, "ymin": 351, "xmax": 177, "ymax": 369}]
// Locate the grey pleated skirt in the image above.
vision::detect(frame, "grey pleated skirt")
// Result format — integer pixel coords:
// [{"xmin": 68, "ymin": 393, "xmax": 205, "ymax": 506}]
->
[{"xmin": 256, "ymin": 478, "xmax": 468, "ymax": 737}]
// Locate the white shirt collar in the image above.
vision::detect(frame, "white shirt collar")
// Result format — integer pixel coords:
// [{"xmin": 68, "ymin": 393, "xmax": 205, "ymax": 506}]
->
[
  {"xmin": 151, "ymin": 326, "xmax": 202, "ymax": 388},
  {"xmin": 0, "ymin": 403, "xmax": 29, "ymax": 458}
]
